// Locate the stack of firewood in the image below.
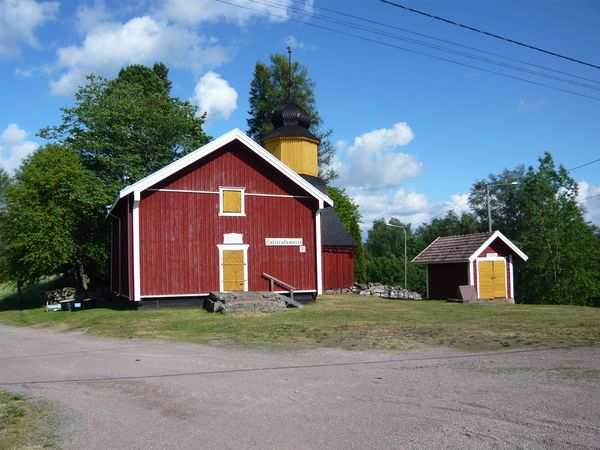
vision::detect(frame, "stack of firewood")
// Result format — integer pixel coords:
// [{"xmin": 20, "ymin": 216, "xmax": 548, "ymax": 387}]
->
[{"xmin": 42, "ymin": 287, "xmax": 76, "ymax": 304}]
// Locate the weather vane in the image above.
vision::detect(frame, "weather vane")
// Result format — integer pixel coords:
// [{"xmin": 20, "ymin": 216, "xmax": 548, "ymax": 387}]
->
[{"xmin": 287, "ymin": 46, "xmax": 292, "ymax": 101}]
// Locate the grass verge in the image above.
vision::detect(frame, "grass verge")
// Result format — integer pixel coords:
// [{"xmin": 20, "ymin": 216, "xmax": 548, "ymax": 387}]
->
[
  {"xmin": 0, "ymin": 390, "xmax": 56, "ymax": 450},
  {"xmin": 1, "ymin": 282, "xmax": 599, "ymax": 351}
]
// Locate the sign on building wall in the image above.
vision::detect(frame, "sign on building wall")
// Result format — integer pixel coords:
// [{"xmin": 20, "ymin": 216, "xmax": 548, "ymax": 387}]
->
[{"xmin": 265, "ymin": 238, "xmax": 303, "ymax": 246}]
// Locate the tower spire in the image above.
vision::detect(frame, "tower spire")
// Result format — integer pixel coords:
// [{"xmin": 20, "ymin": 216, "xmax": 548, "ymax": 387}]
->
[{"xmin": 287, "ymin": 45, "xmax": 292, "ymax": 102}]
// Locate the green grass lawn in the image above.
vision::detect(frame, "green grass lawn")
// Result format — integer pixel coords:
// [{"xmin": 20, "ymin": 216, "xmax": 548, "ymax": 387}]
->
[
  {"xmin": 1, "ymin": 282, "xmax": 600, "ymax": 351},
  {"xmin": 0, "ymin": 390, "xmax": 56, "ymax": 449}
]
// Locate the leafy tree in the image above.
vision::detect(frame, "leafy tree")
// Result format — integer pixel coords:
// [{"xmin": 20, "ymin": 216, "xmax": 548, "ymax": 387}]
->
[
  {"xmin": 514, "ymin": 153, "xmax": 600, "ymax": 305},
  {"xmin": 247, "ymin": 54, "xmax": 336, "ymax": 180},
  {"xmin": 40, "ymin": 63, "xmax": 209, "ymax": 196},
  {"xmin": 366, "ymin": 218, "xmax": 426, "ymax": 294},
  {"xmin": 0, "ymin": 168, "xmax": 11, "ymax": 282},
  {"xmin": 0, "ymin": 146, "xmax": 109, "ymax": 289},
  {"xmin": 416, "ymin": 210, "xmax": 482, "ymax": 249},
  {"xmin": 0, "ymin": 168, "xmax": 9, "ymax": 211},
  {"xmin": 469, "ymin": 166, "xmax": 525, "ymax": 236},
  {"xmin": 327, "ymin": 186, "xmax": 366, "ymax": 282}
]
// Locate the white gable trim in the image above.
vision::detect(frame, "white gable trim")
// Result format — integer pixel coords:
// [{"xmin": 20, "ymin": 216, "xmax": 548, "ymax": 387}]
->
[
  {"xmin": 112, "ymin": 129, "xmax": 333, "ymax": 210},
  {"xmin": 468, "ymin": 230, "xmax": 528, "ymax": 262}
]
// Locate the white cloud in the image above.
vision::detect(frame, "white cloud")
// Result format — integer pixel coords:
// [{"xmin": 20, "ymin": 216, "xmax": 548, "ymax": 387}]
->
[
  {"xmin": 0, "ymin": 124, "xmax": 39, "ymax": 174},
  {"xmin": 350, "ymin": 186, "xmax": 471, "ymax": 231},
  {"xmin": 303, "ymin": 0, "xmax": 315, "ymax": 15},
  {"xmin": 1, "ymin": 124, "xmax": 27, "ymax": 143},
  {"xmin": 75, "ymin": 0, "xmax": 113, "ymax": 33},
  {"xmin": 191, "ymin": 71, "xmax": 238, "ymax": 121},
  {"xmin": 157, "ymin": 0, "xmax": 291, "ymax": 25},
  {"xmin": 336, "ymin": 122, "xmax": 420, "ymax": 188},
  {"xmin": 445, "ymin": 193, "xmax": 471, "ymax": 216},
  {"xmin": 0, "ymin": 0, "xmax": 58, "ymax": 57},
  {"xmin": 578, "ymin": 181, "xmax": 600, "ymax": 226},
  {"xmin": 50, "ymin": 15, "xmax": 229, "ymax": 95},
  {"xmin": 349, "ymin": 187, "xmax": 429, "ymax": 231},
  {"xmin": 284, "ymin": 35, "xmax": 304, "ymax": 49}
]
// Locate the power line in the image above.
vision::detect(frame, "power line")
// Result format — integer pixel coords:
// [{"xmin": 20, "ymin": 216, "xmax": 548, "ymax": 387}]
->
[
  {"xmin": 380, "ymin": 0, "xmax": 600, "ymax": 71},
  {"xmin": 297, "ymin": 0, "xmax": 600, "ymax": 87},
  {"xmin": 214, "ymin": 0, "xmax": 600, "ymax": 102},
  {"xmin": 270, "ymin": 0, "xmax": 600, "ymax": 93},
  {"xmin": 568, "ymin": 157, "xmax": 600, "ymax": 172}
]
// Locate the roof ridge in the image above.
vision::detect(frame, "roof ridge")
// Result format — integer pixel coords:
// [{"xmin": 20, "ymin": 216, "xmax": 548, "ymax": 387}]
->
[{"xmin": 437, "ymin": 231, "xmax": 491, "ymax": 239}]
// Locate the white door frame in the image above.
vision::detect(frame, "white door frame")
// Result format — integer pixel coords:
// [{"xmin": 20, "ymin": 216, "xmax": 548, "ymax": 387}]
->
[
  {"xmin": 218, "ymin": 244, "xmax": 249, "ymax": 292},
  {"xmin": 476, "ymin": 255, "xmax": 508, "ymax": 299}
]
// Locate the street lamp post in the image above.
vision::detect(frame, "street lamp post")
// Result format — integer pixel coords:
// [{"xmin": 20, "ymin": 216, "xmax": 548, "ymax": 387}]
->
[
  {"xmin": 484, "ymin": 181, "xmax": 519, "ymax": 232},
  {"xmin": 387, "ymin": 222, "xmax": 407, "ymax": 291}
]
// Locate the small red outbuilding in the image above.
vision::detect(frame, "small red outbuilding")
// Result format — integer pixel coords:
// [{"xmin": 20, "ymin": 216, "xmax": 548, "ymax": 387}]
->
[{"xmin": 412, "ymin": 231, "xmax": 528, "ymax": 301}]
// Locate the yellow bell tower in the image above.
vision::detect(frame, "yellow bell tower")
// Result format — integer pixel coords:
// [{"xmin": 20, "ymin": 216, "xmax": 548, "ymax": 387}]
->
[
  {"xmin": 262, "ymin": 103, "xmax": 320, "ymax": 177},
  {"xmin": 262, "ymin": 48, "xmax": 320, "ymax": 177}
]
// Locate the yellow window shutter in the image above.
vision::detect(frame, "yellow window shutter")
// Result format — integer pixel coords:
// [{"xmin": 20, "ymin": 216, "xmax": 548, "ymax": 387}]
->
[{"xmin": 222, "ymin": 190, "xmax": 242, "ymax": 214}]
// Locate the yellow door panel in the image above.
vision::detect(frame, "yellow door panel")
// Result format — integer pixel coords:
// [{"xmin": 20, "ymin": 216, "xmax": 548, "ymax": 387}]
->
[
  {"xmin": 479, "ymin": 260, "xmax": 506, "ymax": 299},
  {"xmin": 222, "ymin": 250, "xmax": 245, "ymax": 291},
  {"xmin": 222, "ymin": 190, "xmax": 242, "ymax": 213},
  {"xmin": 223, "ymin": 250, "xmax": 244, "ymax": 264}
]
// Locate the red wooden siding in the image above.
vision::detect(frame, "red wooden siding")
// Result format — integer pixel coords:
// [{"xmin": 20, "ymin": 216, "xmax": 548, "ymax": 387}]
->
[
  {"xmin": 110, "ymin": 194, "xmax": 132, "ymax": 298},
  {"xmin": 427, "ymin": 262, "xmax": 468, "ymax": 299},
  {"xmin": 138, "ymin": 142, "xmax": 318, "ymax": 296},
  {"xmin": 155, "ymin": 141, "xmax": 309, "ymax": 197},
  {"xmin": 322, "ymin": 248, "xmax": 354, "ymax": 289}
]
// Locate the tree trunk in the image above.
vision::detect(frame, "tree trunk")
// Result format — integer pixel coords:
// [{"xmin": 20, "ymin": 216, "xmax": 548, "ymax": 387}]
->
[
  {"xmin": 17, "ymin": 280, "xmax": 22, "ymax": 310},
  {"xmin": 78, "ymin": 262, "xmax": 89, "ymax": 292}
]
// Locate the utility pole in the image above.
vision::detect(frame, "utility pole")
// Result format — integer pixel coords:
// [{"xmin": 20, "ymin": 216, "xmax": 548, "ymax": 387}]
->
[
  {"xmin": 387, "ymin": 222, "xmax": 407, "ymax": 290},
  {"xmin": 287, "ymin": 46, "xmax": 292, "ymax": 101},
  {"xmin": 486, "ymin": 183, "xmax": 492, "ymax": 233}
]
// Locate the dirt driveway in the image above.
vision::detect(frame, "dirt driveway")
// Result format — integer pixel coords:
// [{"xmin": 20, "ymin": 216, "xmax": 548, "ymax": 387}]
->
[{"xmin": 1, "ymin": 324, "xmax": 599, "ymax": 449}]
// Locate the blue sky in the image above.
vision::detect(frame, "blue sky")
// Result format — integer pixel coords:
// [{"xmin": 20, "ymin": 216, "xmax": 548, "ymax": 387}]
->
[{"xmin": 1, "ymin": 0, "xmax": 599, "ymax": 229}]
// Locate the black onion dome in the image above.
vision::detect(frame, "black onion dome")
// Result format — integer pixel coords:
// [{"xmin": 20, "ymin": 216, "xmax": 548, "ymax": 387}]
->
[
  {"xmin": 263, "ymin": 102, "xmax": 320, "ymax": 143},
  {"xmin": 272, "ymin": 102, "xmax": 312, "ymax": 129}
]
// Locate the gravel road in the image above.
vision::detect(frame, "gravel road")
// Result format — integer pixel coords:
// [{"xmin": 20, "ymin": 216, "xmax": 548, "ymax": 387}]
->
[{"xmin": 1, "ymin": 324, "xmax": 599, "ymax": 449}]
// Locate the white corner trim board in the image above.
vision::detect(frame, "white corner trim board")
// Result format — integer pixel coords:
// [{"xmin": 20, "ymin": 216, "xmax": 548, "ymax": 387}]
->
[
  {"xmin": 110, "ymin": 129, "xmax": 333, "ymax": 214},
  {"xmin": 315, "ymin": 200, "xmax": 324, "ymax": 295},
  {"xmin": 132, "ymin": 193, "xmax": 141, "ymax": 302}
]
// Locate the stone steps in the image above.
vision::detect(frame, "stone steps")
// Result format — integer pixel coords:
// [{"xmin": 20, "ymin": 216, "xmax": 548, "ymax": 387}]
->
[{"xmin": 205, "ymin": 291, "xmax": 303, "ymax": 313}]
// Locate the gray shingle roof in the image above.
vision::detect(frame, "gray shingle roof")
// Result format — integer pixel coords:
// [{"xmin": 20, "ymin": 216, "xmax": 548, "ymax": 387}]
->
[
  {"xmin": 321, "ymin": 207, "xmax": 358, "ymax": 248},
  {"xmin": 300, "ymin": 175, "xmax": 357, "ymax": 249},
  {"xmin": 412, "ymin": 232, "xmax": 493, "ymax": 264}
]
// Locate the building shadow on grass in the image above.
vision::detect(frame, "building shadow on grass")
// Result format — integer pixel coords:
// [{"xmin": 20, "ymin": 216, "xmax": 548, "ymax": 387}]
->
[{"xmin": 0, "ymin": 279, "xmax": 136, "ymax": 312}]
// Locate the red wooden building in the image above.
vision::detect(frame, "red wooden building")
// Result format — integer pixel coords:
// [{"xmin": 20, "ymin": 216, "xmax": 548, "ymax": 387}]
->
[
  {"xmin": 412, "ymin": 231, "xmax": 527, "ymax": 302},
  {"xmin": 109, "ymin": 102, "xmax": 356, "ymax": 303}
]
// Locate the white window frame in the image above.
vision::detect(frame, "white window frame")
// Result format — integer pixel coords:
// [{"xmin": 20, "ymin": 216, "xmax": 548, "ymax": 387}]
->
[
  {"xmin": 476, "ymin": 255, "xmax": 508, "ymax": 299},
  {"xmin": 218, "ymin": 244, "xmax": 249, "ymax": 292},
  {"xmin": 219, "ymin": 187, "xmax": 245, "ymax": 217}
]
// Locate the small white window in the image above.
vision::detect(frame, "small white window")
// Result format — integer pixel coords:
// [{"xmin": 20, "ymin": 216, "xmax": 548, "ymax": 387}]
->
[{"xmin": 219, "ymin": 187, "xmax": 245, "ymax": 216}]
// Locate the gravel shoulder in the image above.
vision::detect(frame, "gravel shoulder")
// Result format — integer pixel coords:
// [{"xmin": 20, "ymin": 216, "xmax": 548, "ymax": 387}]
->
[{"xmin": 1, "ymin": 324, "xmax": 599, "ymax": 450}]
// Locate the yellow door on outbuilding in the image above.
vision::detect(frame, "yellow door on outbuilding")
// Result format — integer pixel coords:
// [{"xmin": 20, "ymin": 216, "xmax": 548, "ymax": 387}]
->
[
  {"xmin": 222, "ymin": 250, "xmax": 245, "ymax": 291},
  {"xmin": 478, "ymin": 260, "xmax": 506, "ymax": 298}
]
